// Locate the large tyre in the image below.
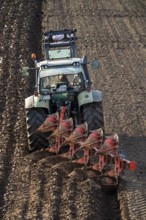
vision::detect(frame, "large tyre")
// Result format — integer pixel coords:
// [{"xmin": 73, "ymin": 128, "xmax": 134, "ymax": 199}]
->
[
  {"xmin": 26, "ymin": 108, "xmax": 49, "ymax": 151},
  {"xmin": 83, "ymin": 102, "xmax": 104, "ymax": 131},
  {"xmin": 74, "ymin": 102, "xmax": 104, "ymax": 160}
]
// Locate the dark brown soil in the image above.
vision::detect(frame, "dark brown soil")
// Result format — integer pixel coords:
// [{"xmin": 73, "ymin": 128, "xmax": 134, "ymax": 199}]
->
[{"xmin": 0, "ymin": 0, "xmax": 146, "ymax": 219}]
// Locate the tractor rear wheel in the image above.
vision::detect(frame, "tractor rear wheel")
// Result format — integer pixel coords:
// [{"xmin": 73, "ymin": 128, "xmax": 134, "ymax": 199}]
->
[
  {"xmin": 83, "ymin": 102, "xmax": 104, "ymax": 131},
  {"xmin": 26, "ymin": 108, "xmax": 49, "ymax": 151},
  {"xmin": 74, "ymin": 102, "xmax": 104, "ymax": 160}
]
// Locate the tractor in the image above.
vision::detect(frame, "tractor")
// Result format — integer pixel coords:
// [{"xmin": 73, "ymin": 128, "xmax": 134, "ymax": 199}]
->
[
  {"xmin": 22, "ymin": 29, "xmax": 136, "ymax": 190},
  {"xmin": 23, "ymin": 29, "xmax": 104, "ymax": 151}
]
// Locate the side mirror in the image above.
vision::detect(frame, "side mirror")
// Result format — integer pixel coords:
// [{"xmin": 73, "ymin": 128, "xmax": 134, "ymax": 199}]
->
[
  {"xmin": 91, "ymin": 59, "xmax": 100, "ymax": 70},
  {"xmin": 22, "ymin": 66, "xmax": 29, "ymax": 77}
]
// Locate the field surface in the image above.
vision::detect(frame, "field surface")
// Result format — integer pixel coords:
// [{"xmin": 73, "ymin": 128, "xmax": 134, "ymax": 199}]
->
[{"xmin": 0, "ymin": 0, "xmax": 146, "ymax": 219}]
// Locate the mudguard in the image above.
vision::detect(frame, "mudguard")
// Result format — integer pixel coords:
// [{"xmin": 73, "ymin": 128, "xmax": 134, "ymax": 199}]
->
[
  {"xmin": 25, "ymin": 95, "xmax": 49, "ymax": 110},
  {"xmin": 78, "ymin": 89, "xmax": 102, "ymax": 108}
]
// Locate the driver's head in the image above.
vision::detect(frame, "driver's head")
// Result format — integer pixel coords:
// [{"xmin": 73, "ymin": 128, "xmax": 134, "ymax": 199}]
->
[{"xmin": 59, "ymin": 75, "xmax": 70, "ymax": 84}]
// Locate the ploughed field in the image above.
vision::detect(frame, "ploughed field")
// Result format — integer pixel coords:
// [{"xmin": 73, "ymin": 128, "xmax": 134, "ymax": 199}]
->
[{"xmin": 0, "ymin": 0, "xmax": 146, "ymax": 219}]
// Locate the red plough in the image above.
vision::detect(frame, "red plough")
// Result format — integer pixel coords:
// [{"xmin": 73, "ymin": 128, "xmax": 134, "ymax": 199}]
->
[
  {"xmin": 37, "ymin": 109, "xmax": 136, "ymax": 189},
  {"xmin": 36, "ymin": 112, "xmax": 59, "ymax": 133},
  {"xmin": 47, "ymin": 118, "xmax": 73, "ymax": 153},
  {"xmin": 62, "ymin": 123, "xmax": 88, "ymax": 159},
  {"xmin": 76, "ymin": 128, "xmax": 104, "ymax": 165}
]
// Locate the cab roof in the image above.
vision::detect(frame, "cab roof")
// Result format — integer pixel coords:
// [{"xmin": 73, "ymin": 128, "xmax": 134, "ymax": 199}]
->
[{"xmin": 36, "ymin": 57, "xmax": 83, "ymax": 68}]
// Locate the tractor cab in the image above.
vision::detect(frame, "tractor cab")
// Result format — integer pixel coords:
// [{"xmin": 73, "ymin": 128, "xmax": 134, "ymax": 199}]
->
[
  {"xmin": 38, "ymin": 60, "xmax": 85, "ymax": 95},
  {"xmin": 37, "ymin": 60, "xmax": 86, "ymax": 108}
]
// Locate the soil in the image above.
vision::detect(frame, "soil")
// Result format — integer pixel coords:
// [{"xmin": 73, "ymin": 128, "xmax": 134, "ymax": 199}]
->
[{"xmin": 0, "ymin": 0, "xmax": 146, "ymax": 219}]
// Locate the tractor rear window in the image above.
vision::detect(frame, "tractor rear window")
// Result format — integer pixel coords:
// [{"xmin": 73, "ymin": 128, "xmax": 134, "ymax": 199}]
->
[{"xmin": 40, "ymin": 72, "xmax": 84, "ymax": 94}]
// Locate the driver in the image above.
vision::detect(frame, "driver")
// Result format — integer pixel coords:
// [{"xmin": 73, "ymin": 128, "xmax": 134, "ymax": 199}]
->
[
  {"xmin": 59, "ymin": 75, "xmax": 70, "ymax": 84},
  {"xmin": 58, "ymin": 75, "xmax": 73, "ymax": 90}
]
